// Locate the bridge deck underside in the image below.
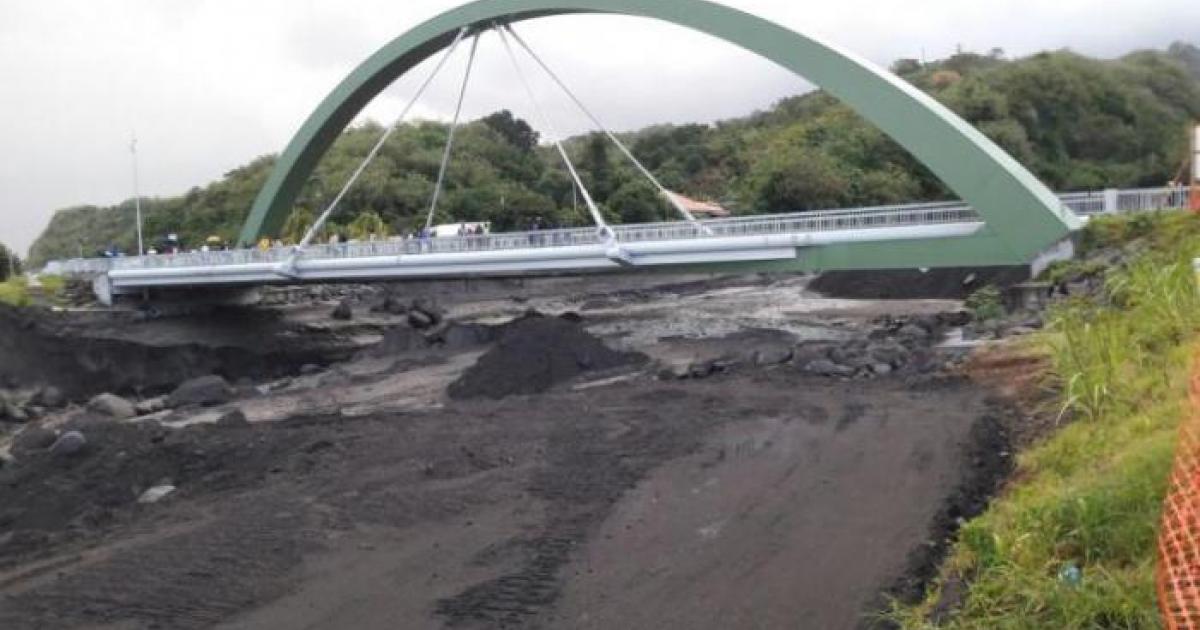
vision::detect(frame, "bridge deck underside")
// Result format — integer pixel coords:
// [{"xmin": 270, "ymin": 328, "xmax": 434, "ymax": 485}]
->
[
  {"xmin": 47, "ymin": 186, "xmax": 1190, "ymax": 300},
  {"xmin": 103, "ymin": 220, "xmax": 993, "ymax": 292}
]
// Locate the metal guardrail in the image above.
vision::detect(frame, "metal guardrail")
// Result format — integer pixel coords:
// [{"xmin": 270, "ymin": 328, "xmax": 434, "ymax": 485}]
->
[
  {"xmin": 44, "ymin": 185, "xmax": 1192, "ymax": 276},
  {"xmin": 1059, "ymin": 186, "xmax": 1192, "ymax": 216}
]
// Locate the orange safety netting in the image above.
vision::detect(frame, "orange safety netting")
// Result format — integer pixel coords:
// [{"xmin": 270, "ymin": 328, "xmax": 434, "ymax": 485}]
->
[{"xmin": 1158, "ymin": 357, "xmax": 1200, "ymax": 628}]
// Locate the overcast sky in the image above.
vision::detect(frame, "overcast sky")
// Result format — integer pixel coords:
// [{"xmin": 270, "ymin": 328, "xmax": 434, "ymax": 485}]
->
[{"xmin": 1, "ymin": 0, "xmax": 1197, "ymax": 256}]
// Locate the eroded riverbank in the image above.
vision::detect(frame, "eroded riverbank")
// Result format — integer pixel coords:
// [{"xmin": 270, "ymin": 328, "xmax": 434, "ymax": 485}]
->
[{"xmin": 0, "ymin": 272, "xmax": 1025, "ymax": 629}]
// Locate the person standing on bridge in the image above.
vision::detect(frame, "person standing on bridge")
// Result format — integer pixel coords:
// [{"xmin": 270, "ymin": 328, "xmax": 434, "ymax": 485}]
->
[
  {"xmin": 529, "ymin": 216, "xmax": 545, "ymax": 247},
  {"xmin": 418, "ymin": 226, "xmax": 432, "ymax": 254}
]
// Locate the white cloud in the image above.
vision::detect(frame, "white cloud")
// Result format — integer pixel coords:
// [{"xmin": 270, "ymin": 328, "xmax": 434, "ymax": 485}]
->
[{"xmin": 0, "ymin": 0, "xmax": 1196, "ymax": 255}]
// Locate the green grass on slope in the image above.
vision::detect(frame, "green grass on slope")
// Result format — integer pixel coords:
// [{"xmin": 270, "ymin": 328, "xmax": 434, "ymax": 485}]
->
[
  {"xmin": 0, "ymin": 277, "xmax": 31, "ymax": 307},
  {"xmin": 893, "ymin": 210, "xmax": 1200, "ymax": 629},
  {"xmin": 0, "ymin": 275, "xmax": 67, "ymax": 308}
]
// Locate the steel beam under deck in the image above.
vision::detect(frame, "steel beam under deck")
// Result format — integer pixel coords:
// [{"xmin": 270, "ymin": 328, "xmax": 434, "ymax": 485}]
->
[{"xmin": 106, "ymin": 222, "xmax": 987, "ymax": 293}]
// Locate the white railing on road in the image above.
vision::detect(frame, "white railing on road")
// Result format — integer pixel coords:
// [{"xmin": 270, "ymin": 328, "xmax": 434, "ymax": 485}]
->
[
  {"xmin": 44, "ymin": 185, "xmax": 1193, "ymax": 276},
  {"xmin": 1060, "ymin": 186, "xmax": 1192, "ymax": 216}
]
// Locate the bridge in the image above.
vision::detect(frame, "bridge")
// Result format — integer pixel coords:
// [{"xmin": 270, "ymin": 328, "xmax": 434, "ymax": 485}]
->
[
  {"xmin": 50, "ymin": 186, "xmax": 1190, "ymax": 305},
  {"xmin": 47, "ymin": 0, "xmax": 1175, "ymax": 304}
]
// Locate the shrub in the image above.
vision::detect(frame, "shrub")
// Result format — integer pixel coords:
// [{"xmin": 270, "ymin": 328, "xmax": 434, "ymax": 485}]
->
[{"xmin": 965, "ymin": 285, "xmax": 1005, "ymax": 322}]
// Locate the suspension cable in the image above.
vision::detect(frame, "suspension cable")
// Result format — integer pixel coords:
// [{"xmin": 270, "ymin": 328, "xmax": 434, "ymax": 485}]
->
[
  {"xmin": 503, "ymin": 24, "xmax": 707, "ymax": 231},
  {"xmin": 425, "ymin": 31, "xmax": 483, "ymax": 232},
  {"xmin": 296, "ymin": 27, "xmax": 469, "ymax": 250},
  {"xmin": 496, "ymin": 25, "xmax": 612, "ymax": 237}
]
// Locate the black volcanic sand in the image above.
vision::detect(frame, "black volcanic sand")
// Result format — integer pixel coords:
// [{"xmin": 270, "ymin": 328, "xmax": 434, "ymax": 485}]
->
[
  {"xmin": 448, "ymin": 315, "xmax": 646, "ymax": 400},
  {"xmin": 809, "ymin": 266, "xmax": 1031, "ymax": 299},
  {"xmin": 0, "ymin": 281, "xmax": 1021, "ymax": 630},
  {"xmin": 0, "ymin": 303, "xmax": 360, "ymax": 400},
  {"xmin": 0, "ymin": 370, "xmax": 1011, "ymax": 630}
]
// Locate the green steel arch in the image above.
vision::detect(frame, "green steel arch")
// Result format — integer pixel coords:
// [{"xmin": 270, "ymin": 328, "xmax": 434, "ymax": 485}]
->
[{"xmin": 239, "ymin": 0, "xmax": 1079, "ymax": 266}]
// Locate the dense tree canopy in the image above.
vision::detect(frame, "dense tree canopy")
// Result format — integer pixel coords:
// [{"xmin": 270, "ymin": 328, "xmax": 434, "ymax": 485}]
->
[
  {"xmin": 27, "ymin": 41, "xmax": 1200, "ymax": 268},
  {"xmin": 0, "ymin": 243, "xmax": 21, "ymax": 281}
]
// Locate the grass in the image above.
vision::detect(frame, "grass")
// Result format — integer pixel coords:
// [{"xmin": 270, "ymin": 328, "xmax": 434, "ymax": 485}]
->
[
  {"xmin": 0, "ymin": 276, "xmax": 31, "ymax": 306},
  {"xmin": 0, "ymin": 274, "xmax": 67, "ymax": 307},
  {"xmin": 38, "ymin": 274, "xmax": 66, "ymax": 297},
  {"xmin": 892, "ymin": 210, "xmax": 1200, "ymax": 628}
]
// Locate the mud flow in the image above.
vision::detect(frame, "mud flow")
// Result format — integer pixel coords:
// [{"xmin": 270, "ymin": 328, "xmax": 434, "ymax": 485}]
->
[{"xmin": 0, "ymin": 273, "xmax": 1020, "ymax": 629}]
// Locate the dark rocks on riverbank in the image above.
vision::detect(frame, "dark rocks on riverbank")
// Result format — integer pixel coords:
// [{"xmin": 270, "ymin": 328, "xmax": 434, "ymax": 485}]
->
[
  {"xmin": 167, "ymin": 376, "xmax": 234, "ymax": 408},
  {"xmin": 331, "ymin": 299, "xmax": 354, "ymax": 321},
  {"xmin": 87, "ymin": 393, "xmax": 136, "ymax": 419},
  {"xmin": 448, "ymin": 316, "xmax": 646, "ymax": 400}
]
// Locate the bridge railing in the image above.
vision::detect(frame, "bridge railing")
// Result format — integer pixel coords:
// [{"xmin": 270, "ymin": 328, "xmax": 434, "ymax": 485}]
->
[
  {"xmin": 1117, "ymin": 186, "xmax": 1191, "ymax": 213},
  {"xmin": 42, "ymin": 257, "xmax": 116, "ymax": 275},
  {"xmin": 55, "ymin": 185, "xmax": 1193, "ymax": 274},
  {"xmin": 1059, "ymin": 185, "xmax": 1192, "ymax": 216}
]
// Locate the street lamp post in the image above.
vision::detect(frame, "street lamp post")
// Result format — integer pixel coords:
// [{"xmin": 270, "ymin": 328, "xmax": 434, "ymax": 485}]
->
[{"xmin": 131, "ymin": 133, "xmax": 144, "ymax": 256}]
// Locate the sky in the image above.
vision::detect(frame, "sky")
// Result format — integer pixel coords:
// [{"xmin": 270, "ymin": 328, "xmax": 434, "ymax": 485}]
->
[{"xmin": 1, "ymin": 0, "xmax": 1197, "ymax": 256}]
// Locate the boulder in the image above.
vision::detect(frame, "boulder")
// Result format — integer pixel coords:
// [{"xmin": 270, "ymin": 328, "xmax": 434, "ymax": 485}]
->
[
  {"xmin": 331, "ymin": 298, "xmax": 354, "ymax": 321},
  {"xmin": 868, "ymin": 342, "xmax": 909, "ymax": 367},
  {"xmin": 791, "ymin": 342, "xmax": 836, "ymax": 367},
  {"xmin": 216, "ymin": 408, "xmax": 249, "ymax": 427},
  {"xmin": 828, "ymin": 345, "xmax": 867, "ymax": 367},
  {"xmin": 409, "ymin": 298, "xmax": 445, "ymax": 327},
  {"xmin": 871, "ymin": 362, "xmax": 894, "ymax": 376},
  {"xmin": 658, "ymin": 360, "xmax": 692, "ymax": 380},
  {"xmin": 436, "ymin": 323, "xmax": 499, "ymax": 350},
  {"xmin": 166, "ymin": 375, "xmax": 234, "ymax": 408},
  {"xmin": 33, "ymin": 385, "xmax": 66, "ymax": 409},
  {"xmin": 2, "ymin": 400, "xmax": 28, "ymax": 423},
  {"xmin": 407, "ymin": 309, "xmax": 435, "ymax": 330},
  {"xmin": 87, "ymin": 393, "xmax": 136, "ymax": 419},
  {"xmin": 803, "ymin": 359, "xmax": 856, "ymax": 378},
  {"xmin": 689, "ymin": 361, "xmax": 716, "ymax": 379},
  {"xmin": 49, "ymin": 430, "xmax": 87, "ymax": 457},
  {"xmin": 371, "ymin": 294, "xmax": 408, "ymax": 315},
  {"xmin": 754, "ymin": 347, "xmax": 794, "ymax": 366},
  {"xmin": 134, "ymin": 396, "xmax": 166, "ymax": 416},
  {"xmin": 11, "ymin": 426, "xmax": 57, "ymax": 456}
]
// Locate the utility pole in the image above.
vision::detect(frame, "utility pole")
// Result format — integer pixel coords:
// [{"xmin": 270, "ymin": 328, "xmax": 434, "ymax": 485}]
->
[{"xmin": 131, "ymin": 132, "xmax": 144, "ymax": 256}]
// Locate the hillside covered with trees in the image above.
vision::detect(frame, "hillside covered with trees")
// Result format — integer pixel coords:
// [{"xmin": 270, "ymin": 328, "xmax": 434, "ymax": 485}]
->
[
  {"xmin": 0, "ymin": 243, "xmax": 21, "ymax": 282},
  {"xmin": 27, "ymin": 42, "xmax": 1200, "ymax": 268}
]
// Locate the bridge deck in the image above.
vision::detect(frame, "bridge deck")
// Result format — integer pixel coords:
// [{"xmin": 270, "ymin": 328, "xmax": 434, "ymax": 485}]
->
[{"xmin": 43, "ymin": 186, "xmax": 1191, "ymax": 300}]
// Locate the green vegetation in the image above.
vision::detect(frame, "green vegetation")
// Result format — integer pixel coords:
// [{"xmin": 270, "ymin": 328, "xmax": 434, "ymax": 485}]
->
[
  {"xmin": 37, "ymin": 274, "xmax": 66, "ymax": 298},
  {"xmin": 0, "ymin": 277, "xmax": 30, "ymax": 307},
  {"xmin": 964, "ymin": 286, "xmax": 1005, "ymax": 322},
  {"xmin": 0, "ymin": 242, "xmax": 21, "ymax": 282},
  {"xmin": 27, "ymin": 42, "xmax": 1200, "ymax": 267},
  {"xmin": 895, "ymin": 210, "xmax": 1200, "ymax": 628},
  {"xmin": 0, "ymin": 274, "xmax": 69, "ymax": 308}
]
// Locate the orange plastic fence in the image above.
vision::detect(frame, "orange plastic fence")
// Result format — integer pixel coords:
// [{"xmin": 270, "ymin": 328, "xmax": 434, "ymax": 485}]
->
[{"xmin": 1158, "ymin": 358, "xmax": 1200, "ymax": 628}]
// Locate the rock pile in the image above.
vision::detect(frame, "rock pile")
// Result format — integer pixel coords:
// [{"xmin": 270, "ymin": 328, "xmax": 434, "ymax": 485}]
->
[
  {"xmin": 448, "ymin": 315, "xmax": 645, "ymax": 400},
  {"xmin": 659, "ymin": 312, "xmax": 969, "ymax": 382}
]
